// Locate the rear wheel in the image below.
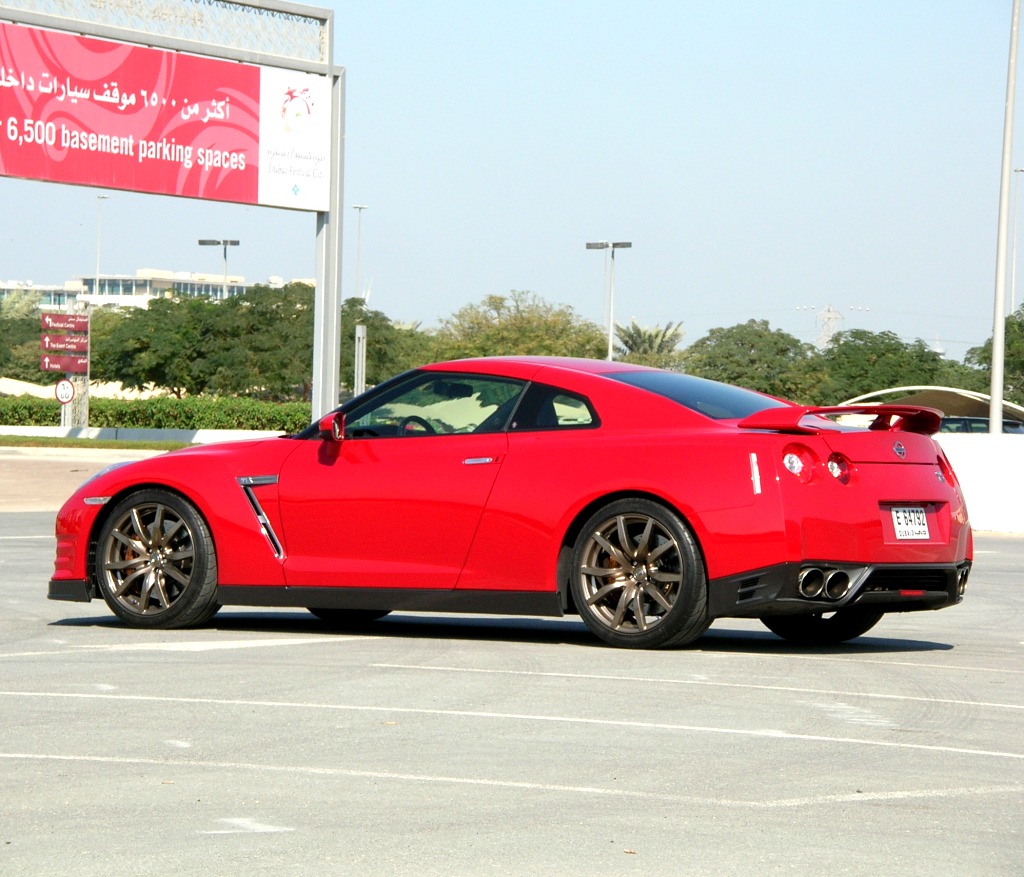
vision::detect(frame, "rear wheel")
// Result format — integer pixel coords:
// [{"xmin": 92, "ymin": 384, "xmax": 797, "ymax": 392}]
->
[
  {"xmin": 570, "ymin": 499, "xmax": 709, "ymax": 649},
  {"xmin": 307, "ymin": 608, "xmax": 391, "ymax": 627},
  {"xmin": 760, "ymin": 608, "xmax": 884, "ymax": 645},
  {"xmin": 95, "ymin": 490, "xmax": 220, "ymax": 628}
]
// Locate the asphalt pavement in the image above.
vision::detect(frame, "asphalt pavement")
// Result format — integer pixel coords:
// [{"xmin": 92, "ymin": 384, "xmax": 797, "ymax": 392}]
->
[
  {"xmin": 0, "ymin": 449, "xmax": 1021, "ymax": 876},
  {"xmin": 0, "ymin": 446, "xmax": 162, "ymax": 513}
]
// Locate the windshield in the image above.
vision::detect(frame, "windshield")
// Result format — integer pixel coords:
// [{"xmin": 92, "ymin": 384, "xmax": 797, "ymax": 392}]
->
[{"xmin": 609, "ymin": 371, "xmax": 789, "ymax": 420}]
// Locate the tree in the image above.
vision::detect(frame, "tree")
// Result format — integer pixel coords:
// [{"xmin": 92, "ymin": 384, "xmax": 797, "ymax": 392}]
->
[
  {"xmin": 0, "ymin": 301, "xmax": 45, "ymax": 382},
  {"xmin": 0, "ymin": 289, "xmax": 42, "ymax": 319},
  {"xmin": 615, "ymin": 320, "xmax": 686, "ymax": 370},
  {"xmin": 816, "ymin": 329, "xmax": 946, "ymax": 404},
  {"xmin": 932, "ymin": 358, "xmax": 989, "ymax": 395},
  {"xmin": 91, "ymin": 298, "xmax": 218, "ymax": 397},
  {"xmin": 4, "ymin": 339, "xmax": 58, "ymax": 384},
  {"xmin": 435, "ymin": 291, "xmax": 605, "ymax": 359},
  {"xmin": 339, "ymin": 297, "xmax": 435, "ymax": 390},
  {"xmin": 965, "ymin": 309, "xmax": 1024, "ymax": 405},
  {"xmin": 92, "ymin": 286, "xmax": 316, "ymax": 400},
  {"xmin": 205, "ymin": 283, "xmax": 315, "ymax": 400},
  {"xmin": 89, "ymin": 286, "xmax": 437, "ymax": 401},
  {"xmin": 682, "ymin": 319, "xmax": 816, "ymax": 398}
]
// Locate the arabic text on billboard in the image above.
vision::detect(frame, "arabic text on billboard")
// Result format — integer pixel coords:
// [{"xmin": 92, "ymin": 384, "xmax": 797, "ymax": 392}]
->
[{"xmin": 0, "ymin": 21, "xmax": 330, "ymax": 211}]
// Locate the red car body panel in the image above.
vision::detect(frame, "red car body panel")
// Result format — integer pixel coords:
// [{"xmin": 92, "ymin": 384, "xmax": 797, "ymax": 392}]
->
[
  {"xmin": 52, "ymin": 439, "xmax": 296, "ymax": 587},
  {"xmin": 276, "ymin": 432, "xmax": 508, "ymax": 589}
]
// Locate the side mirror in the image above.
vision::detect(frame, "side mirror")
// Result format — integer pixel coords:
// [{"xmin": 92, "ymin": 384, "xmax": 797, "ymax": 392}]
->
[{"xmin": 318, "ymin": 412, "xmax": 345, "ymax": 442}]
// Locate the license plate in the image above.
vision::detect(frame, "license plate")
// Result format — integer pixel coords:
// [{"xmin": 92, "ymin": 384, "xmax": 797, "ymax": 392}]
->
[{"xmin": 892, "ymin": 506, "xmax": 929, "ymax": 540}]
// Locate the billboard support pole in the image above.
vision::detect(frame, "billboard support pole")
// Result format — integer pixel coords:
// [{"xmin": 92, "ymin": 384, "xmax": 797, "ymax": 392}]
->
[{"xmin": 312, "ymin": 68, "xmax": 345, "ymax": 420}]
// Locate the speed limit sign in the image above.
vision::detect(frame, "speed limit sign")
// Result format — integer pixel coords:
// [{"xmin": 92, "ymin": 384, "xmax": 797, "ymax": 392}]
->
[{"xmin": 55, "ymin": 379, "xmax": 75, "ymax": 405}]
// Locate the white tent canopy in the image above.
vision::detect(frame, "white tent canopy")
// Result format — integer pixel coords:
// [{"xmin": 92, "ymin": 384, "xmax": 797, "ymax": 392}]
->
[{"xmin": 842, "ymin": 386, "xmax": 1024, "ymax": 421}]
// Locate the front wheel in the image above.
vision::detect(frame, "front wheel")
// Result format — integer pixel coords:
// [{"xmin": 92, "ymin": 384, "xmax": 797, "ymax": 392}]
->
[
  {"xmin": 570, "ymin": 499, "xmax": 709, "ymax": 649},
  {"xmin": 95, "ymin": 490, "xmax": 220, "ymax": 629},
  {"xmin": 760, "ymin": 608, "xmax": 884, "ymax": 645}
]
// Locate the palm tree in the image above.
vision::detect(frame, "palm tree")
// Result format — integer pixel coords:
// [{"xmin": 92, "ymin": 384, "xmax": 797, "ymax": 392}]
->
[{"xmin": 615, "ymin": 320, "xmax": 685, "ymax": 369}]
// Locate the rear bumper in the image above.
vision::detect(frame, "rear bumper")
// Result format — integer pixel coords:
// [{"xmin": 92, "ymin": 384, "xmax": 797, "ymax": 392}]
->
[
  {"xmin": 48, "ymin": 578, "xmax": 94, "ymax": 603},
  {"xmin": 708, "ymin": 560, "xmax": 970, "ymax": 619}
]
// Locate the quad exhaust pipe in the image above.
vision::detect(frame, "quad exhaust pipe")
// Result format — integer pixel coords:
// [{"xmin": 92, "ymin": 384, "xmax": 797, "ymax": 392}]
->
[{"xmin": 797, "ymin": 567, "xmax": 852, "ymax": 601}]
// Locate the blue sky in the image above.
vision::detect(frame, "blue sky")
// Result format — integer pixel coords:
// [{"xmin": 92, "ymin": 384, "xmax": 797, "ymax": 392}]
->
[{"xmin": 2, "ymin": 1, "xmax": 1017, "ymax": 361}]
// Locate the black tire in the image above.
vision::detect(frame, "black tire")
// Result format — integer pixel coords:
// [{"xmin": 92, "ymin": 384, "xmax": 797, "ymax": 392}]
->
[
  {"xmin": 569, "ymin": 499, "xmax": 709, "ymax": 649},
  {"xmin": 307, "ymin": 608, "xmax": 391, "ymax": 627},
  {"xmin": 760, "ymin": 608, "xmax": 884, "ymax": 645},
  {"xmin": 95, "ymin": 489, "xmax": 220, "ymax": 629}
]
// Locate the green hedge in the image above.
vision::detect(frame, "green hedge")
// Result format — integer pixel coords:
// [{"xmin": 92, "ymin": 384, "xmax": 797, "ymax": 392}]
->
[{"xmin": 0, "ymin": 395, "xmax": 313, "ymax": 433}]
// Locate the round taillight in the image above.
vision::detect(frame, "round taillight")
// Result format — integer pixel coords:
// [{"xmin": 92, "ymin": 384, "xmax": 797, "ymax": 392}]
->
[
  {"xmin": 782, "ymin": 444, "xmax": 817, "ymax": 482},
  {"xmin": 827, "ymin": 453, "xmax": 852, "ymax": 485}
]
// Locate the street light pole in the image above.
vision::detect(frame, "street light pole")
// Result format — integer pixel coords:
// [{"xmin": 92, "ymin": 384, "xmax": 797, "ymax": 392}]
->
[
  {"xmin": 586, "ymin": 240, "xmax": 632, "ymax": 360},
  {"xmin": 95, "ymin": 194, "xmax": 108, "ymax": 299},
  {"xmin": 1012, "ymin": 168, "xmax": 1024, "ymax": 315},
  {"xmin": 198, "ymin": 239, "xmax": 240, "ymax": 299},
  {"xmin": 990, "ymin": 0, "xmax": 1021, "ymax": 434},
  {"xmin": 352, "ymin": 204, "xmax": 368, "ymax": 298}
]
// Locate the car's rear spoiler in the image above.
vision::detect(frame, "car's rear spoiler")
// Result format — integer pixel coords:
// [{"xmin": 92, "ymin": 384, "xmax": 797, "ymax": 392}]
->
[{"xmin": 737, "ymin": 404, "xmax": 943, "ymax": 436}]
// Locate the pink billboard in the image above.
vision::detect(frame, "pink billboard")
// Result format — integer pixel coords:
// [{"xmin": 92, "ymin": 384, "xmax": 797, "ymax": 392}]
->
[{"xmin": 0, "ymin": 21, "xmax": 330, "ymax": 211}]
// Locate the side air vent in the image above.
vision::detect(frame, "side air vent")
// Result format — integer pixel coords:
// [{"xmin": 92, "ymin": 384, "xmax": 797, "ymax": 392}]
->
[{"xmin": 236, "ymin": 475, "xmax": 284, "ymax": 559}]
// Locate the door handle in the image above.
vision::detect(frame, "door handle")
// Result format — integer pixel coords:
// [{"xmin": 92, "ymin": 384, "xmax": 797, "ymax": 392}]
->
[{"xmin": 463, "ymin": 456, "xmax": 496, "ymax": 465}]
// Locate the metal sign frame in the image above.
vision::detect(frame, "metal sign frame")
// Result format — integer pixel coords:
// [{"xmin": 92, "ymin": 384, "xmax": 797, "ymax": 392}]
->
[{"xmin": 0, "ymin": 0, "xmax": 344, "ymax": 418}]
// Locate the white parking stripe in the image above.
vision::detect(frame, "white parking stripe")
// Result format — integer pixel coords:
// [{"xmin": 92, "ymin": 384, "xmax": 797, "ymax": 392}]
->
[
  {"xmin": 201, "ymin": 817, "xmax": 294, "ymax": 835},
  {"xmin": 1, "ymin": 691, "xmax": 1021, "ymax": 760},
  {"xmin": 0, "ymin": 637, "xmax": 377, "ymax": 658},
  {"xmin": 700, "ymin": 649, "xmax": 1024, "ymax": 675},
  {"xmin": 74, "ymin": 637, "xmax": 379, "ymax": 652},
  {"xmin": 372, "ymin": 663, "xmax": 1024, "ymax": 711},
  {"xmin": 0, "ymin": 752, "xmax": 1019, "ymax": 808}
]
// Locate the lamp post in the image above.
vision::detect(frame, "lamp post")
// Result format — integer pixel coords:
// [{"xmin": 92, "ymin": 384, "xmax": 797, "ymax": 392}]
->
[
  {"xmin": 1012, "ymin": 168, "xmax": 1024, "ymax": 314},
  {"xmin": 586, "ymin": 240, "xmax": 632, "ymax": 360},
  {"xmin": 352, "ymin": 204, "xmax": 368, "ymax": 299},
  {"xmin": 198, "ymin": 239, "xmax": 240, "ymax": 299},
  {"xmin": 94, "ymin": 195, "xmax": 108, "ymax": 298},
  {"xmin": 989, "ymin": 0, "xmax": 1021, "ymax": 434}
]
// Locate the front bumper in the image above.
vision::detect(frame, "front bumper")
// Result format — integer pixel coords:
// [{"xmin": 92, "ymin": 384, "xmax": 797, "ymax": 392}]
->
[{"xmin": 708, "ymin": 560, "xmax": 971, "ymax": 619}]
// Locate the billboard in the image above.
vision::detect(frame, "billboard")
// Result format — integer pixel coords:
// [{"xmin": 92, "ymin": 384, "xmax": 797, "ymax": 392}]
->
[{"xmin": 0, "ymin": 20, "xmax": 331, "ymax": 211}]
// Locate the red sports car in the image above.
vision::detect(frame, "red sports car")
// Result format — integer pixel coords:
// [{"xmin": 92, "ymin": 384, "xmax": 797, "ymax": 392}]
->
[{"xmin": 49, "ymin": 357, "xmax": 972, "ymax": 648}]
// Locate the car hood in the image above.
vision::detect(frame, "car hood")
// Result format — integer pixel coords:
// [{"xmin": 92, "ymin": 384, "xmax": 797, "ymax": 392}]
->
[{"xmin": 73, "ymin": 436, "xmax": 303, "ymax": 497}]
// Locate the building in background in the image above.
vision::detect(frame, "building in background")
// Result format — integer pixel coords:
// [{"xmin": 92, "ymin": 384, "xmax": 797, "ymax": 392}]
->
[{"xmin": 0, "ymin": 270, "xmax": 311, "ymax": 311}]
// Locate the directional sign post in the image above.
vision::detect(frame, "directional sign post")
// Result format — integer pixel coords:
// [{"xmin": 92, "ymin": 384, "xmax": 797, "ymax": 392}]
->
[{"xmin": 41, "ymin": 312, "xmax": 91, "ymax": 427}]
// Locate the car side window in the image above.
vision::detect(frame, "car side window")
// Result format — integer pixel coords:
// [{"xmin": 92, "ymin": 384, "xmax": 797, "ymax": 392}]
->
[
  {"xmin": 509, "ymin": 384, "xmax": 598, "ymax": 432},
  {"xmin": 346, "ymin": 374, "xmax": 526, "ymax": 438}
]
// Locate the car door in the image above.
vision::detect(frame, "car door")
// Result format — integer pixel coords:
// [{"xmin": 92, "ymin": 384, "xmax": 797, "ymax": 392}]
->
[{"xmin": 276, "ymin": 372, "xmax": 524, "ymax": 590}]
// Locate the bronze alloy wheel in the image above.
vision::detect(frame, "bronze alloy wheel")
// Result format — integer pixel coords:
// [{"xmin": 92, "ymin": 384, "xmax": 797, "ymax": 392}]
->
[
  {"xmin": 571, "ymin": 499, "xmax": 708, "ymax": 648},
  {"xmin": 96, "ymin": 490, "xmax": 220, "ymax": 628}
]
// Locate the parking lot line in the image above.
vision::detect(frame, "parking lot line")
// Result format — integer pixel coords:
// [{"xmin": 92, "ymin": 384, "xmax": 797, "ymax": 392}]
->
[
  {"xmin": 0, "ymin": 751, "xmax": 1020, "ymax": 809},
  {"xmin": 1, "ymin": 690, "xmax": 1022, "ymax": 760},
  {"xmin": 370, "ymin": 663, "xmax": 1024, "ymax": 711}
]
